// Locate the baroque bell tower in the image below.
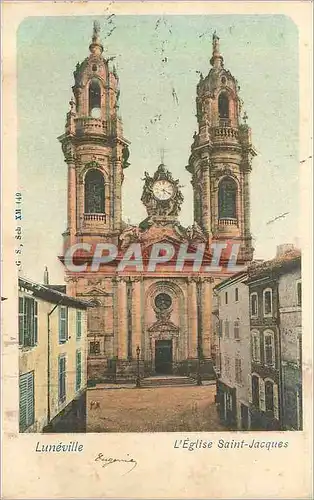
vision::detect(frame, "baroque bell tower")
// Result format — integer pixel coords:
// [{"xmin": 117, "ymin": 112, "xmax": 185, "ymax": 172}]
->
[
  {"xmin": 187, "ymin": 33, "xmax": 256, "ymax": 263},
  {"xmin": 59, "ymin": 21, "xmax": 130, "ymax": 254}
]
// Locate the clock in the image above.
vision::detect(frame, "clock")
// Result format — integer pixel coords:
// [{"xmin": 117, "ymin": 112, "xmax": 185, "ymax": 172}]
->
[{"xmin": 152, "ymin": 180, "xmax": 174, "ymax": 201}]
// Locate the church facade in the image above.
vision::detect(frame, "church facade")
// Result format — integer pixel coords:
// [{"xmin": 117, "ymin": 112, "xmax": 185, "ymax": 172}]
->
[{"xmin": 58, "ymin": 24, "xmax": 256, "ymax": 381}]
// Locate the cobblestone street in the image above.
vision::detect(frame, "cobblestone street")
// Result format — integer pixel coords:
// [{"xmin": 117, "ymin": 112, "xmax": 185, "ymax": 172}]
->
[{"xmin": 87, "ymin": 384, "xmax": 225, "ymax": 432}]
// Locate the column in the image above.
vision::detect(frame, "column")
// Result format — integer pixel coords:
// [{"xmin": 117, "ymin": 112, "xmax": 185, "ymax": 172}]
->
[
  {"xmin": 201, "ymin": 278, "xmax": 212, "ymax": 358},
  {"xmin": 117, "ymin": 278, "xmax": 128, "ymax": 359},
  {"xmin": 187, "ymin": 278, "xmax": 198, "ymax": 358},
  {"xmin": 67, "ymin": 162, "xmax": 76, "ymax": 242},
  {"xmin": 243, "ymin": 169, "xmax": 251, "ymax": 239},
  {"xmin": 113, "ymin": 156, "xmax": 122, "ymax": 230},
  {"xmin": 132, "ymin": 278, "xmax": 142, "ymax": 358},
  {"xmin": 201, "ymin": 159, "xmax": 211, "ymax": 235}
]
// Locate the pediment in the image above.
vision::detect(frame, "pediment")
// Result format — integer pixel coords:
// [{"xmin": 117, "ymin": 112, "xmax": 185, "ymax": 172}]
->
[
  {"xmin": 147, "ymin": 319, "xmax": 179, "ymax": 333},
  {"xmin": 78, "ymin": 287, "xmax": 111, "ymax": 296}
]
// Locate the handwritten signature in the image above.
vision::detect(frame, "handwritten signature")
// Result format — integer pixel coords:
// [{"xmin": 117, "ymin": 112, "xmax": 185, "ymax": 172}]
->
[{"xmin": 95, "ymin": 453, "xmax": 138, "ymax": 475}]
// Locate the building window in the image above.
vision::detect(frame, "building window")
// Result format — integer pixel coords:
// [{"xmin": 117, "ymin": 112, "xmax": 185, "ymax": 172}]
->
[
  {"xmin": 89, "ymin": 341, "xmax": 101, "ymax": 355},
  {"xmin": 218, "ymin": 177, "xmax": 237, "ymax": 220},
  {"xmin": 252, "ymin": 374, "xmax": 259, "ymax": 408},
  {"xmin": 235, "ymin": 358, "xmax": 242, "ymax": 384},
  {"xmin": 224, "ymin": 355, "xmax": 231, "ymax": 379},
  {"xmin": 251, "ymin": 330, "xmax": 261, "ymax": 362},
  {"xmin": 89, "ymin": 78, "xmax": 101, "ymax": 117},
  {"xmin": 19, "ymin": 296, "xmax": 38, "ymax": 348},
  {"xmin": 84, "ymin": 169, "xmax": 105, "ymax": 214},
  {"xmin": 263, "ymin": 288, "xmax": 273, "ymax": 316},
  {"xmin": 234, "ymin": 319, "xmax": 240, "ymax": 340},
  {"xmin": 58, "ymin": 355, "xmax": 66, "ymax": 403},
  {"xmin": 76, "ymin": 310, "xmax": 82, "ymax": 340},
  {"xmin": 225, "ymin": 291, "xmax": 228, "ymax": 304},
  {"xmin": 59, "ymin": 306, "xmax": 68, "ymax": 343},
  {"xmin": 218, "ymin": 92, "xmax": 229, "ymax": 119},
  {"xmin": 250, "ymin": 293, "xmax": 258, "ymax": 317},
  {"xmin": 265, "ymin": 380, "xmax": 274, "ymax": 413},
  {"xmin": 19, "ymin": 371, "xmax": 34, "ymax": 432},
  {"xmin": 235, "ymin": 287, "xmax": 239, "ymax": 302},
  {"xmin": 225, "ymin": 320, "xmax": 230, "ymax": 338},
  {"xmin": 264, "ymin": 331, "xmax": 275, "ymax": 367},
  {"xmin": 297, "ymin": 281, "xmax": 302, "ymax": 307},
  {"xmin": 219, "ymin": 319, "xmax": 223, "ymax": 338},
  {"xmin": 76, "ymin": 350, "xmax": 82, "ymax": 392}
]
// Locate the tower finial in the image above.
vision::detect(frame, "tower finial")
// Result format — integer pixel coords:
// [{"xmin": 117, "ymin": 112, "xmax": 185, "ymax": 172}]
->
[
  {"xmin": 89, "ymin": 20, "xmax": 103, "ymax": 56},
  {"xmin": 210, "ymin": 31, "xmax": 223, "ymax": 69}
]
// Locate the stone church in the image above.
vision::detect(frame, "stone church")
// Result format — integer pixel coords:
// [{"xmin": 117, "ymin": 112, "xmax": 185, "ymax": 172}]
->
[{"xmin": 58, "ymin": 24, "xmax": 256, "ymax": 380}]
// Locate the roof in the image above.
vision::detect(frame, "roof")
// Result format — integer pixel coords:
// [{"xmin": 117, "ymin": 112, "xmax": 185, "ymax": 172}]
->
[
  {"xmin": 214, "ymin": 269, "xmax": 248, "ymax": 291},
  {"xmin": 18, "ymin": 277, "xmax": 91, "ymax": 309},
  {"xmin": 246, "ymin": 249, "xmax": 301, "ymax": 283}
]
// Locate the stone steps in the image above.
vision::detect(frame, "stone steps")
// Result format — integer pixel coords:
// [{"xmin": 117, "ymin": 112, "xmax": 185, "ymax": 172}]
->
[{"xmin": 140, "ymin": 376, "xmax": 197, "ymax": 388}]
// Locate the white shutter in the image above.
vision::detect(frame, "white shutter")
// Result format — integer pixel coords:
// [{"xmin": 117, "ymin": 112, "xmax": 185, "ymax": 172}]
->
[
  {"xmin": 273, "ymin": 383, "xmax": 279, "ymax": 419},
  {"xmin": 259, "ymin": 378, "xmax": 265, "ymax": 411},
  {"xmin": 248, "ymin": 374, "xmax": 252, "ymax": 403}
]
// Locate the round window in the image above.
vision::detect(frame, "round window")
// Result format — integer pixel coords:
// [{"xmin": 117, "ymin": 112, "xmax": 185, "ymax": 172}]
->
[{"xmin": 154, "ymin": 293, "xmax": 172, "ymax": 311}]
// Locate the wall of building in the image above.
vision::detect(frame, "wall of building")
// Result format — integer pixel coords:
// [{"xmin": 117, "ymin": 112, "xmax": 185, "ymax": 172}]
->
[
  {"xmin": 19, "ymin": 294, "xmax": 49, "ymax": 432},
  {"xmin": 278, "ymin": 267, "xmax": 302, "ymax": 430},
  {"xmin": 217, "ymin": 278, "xmax": 251, "ymax": 429}
]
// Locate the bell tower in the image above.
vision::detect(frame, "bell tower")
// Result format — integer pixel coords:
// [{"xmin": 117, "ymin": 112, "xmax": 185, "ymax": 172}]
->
[
  {"xmin": 59, "ymin": 21, "xmax": 130, "ymax": 253},
  {"xmin": 186, "ymin": 32, "xmax": 256, "ymax": 263}
]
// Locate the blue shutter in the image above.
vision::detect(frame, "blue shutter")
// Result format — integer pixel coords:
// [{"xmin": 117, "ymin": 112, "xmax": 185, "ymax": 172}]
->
[{"xmin": 59, "ymin": 307, "xmax": 67, "ymax": 343}]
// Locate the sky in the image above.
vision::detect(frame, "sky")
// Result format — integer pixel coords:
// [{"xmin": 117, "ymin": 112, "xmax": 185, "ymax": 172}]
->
[{"xmin": 17, "ymin": 14, "xmax": 299, "ymax": 284}]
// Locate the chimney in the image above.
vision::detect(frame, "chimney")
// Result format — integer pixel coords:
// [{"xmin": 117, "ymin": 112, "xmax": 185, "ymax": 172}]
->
[
  {"xmin": 276, "ymin": 244, "xmax": 295, "ymax": 258},
  {"xmin": 43, "ymin": 266, "xmax": 49, "ymax": 285}
]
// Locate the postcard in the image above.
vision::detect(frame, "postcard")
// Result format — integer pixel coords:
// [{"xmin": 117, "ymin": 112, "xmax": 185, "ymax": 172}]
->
[{"xmin": 1, "ymin": 1, "xmax": 313, "ymax": 498}]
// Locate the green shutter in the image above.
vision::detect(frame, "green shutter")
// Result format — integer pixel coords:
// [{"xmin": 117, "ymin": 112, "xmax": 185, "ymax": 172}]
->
[
  {"xmin": 19, "ymin": 372, "xmax": 34, "ymax": 431},
  {"xmin": 59, "ymin": 307, "xmax": 68, "ymax": 343},
  {"xmin": 19, "ymin": 297, "xmax": 24, "ymax": 345},
  {"xmin": 34, "ymin": 301, "xmax": 38, "ymax": 344},
  {"xmin": 76, "ymin": 311, "xmax": 82, "ymax": 339},
  {"xmin": 76, "ymin": 350, "xmax": 82, "ymax": 391}
]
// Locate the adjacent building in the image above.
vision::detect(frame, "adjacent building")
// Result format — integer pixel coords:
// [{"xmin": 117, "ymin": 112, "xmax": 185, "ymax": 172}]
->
[
  {"xmin": 18, "ymin": 277, "xmax": 89, "ymax": 433},
  {"xmin": 214, "ymin": 270, "xmax": 251, "ymax": 430},
  {"xmin": 246, "ymin": 245, "xmax": 302, "ymax": 431}
]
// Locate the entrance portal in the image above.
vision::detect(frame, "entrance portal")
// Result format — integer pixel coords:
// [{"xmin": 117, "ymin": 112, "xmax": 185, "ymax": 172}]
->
[{"xmin": 155, "ymin": 340, "xmax": 173, "ymax": 374}]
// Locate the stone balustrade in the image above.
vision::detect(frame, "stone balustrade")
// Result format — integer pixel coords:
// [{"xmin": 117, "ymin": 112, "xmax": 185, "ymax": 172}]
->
[
  {"xmin": 218, "ymin": 218, "xmax": 238, "ymax": 226},
  {"xmin": 84, "ymin": 213, "xmax": 107, "ymax": 222},
  {"xmin": 75, "ymin": 117, "xmax": 106, "ymax": 136},
  {"xmin": 211, "ymin": 126, "xmax": 239, "ymax": 142}
]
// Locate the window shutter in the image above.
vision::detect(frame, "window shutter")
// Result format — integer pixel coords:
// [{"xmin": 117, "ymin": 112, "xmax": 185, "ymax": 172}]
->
[
  {"xmin": 76, "ymin": 350, "xmax": 82, "ymax": 391},
  {"xmin": 256, "ymin": 334, "xmax": 261, "ymax": 362},
  {"xmin": 259, "ymin": 378, "xmax": 266, "ymax": 411},
  {"xmin": 27, "ymin": 372, "xmax": 34, "ymax": 426},
  {"xmin": 76, "ymin": 311, "xmax": 82, "ymax": 339},
  {"xmin": 59, "ymin": 307, "xmax": 67, "ymax": 343},
  {"xmin": 19, "ymin": 375, "xmax": 28, "ymax": 431},
  {"xmin": 34, "ymin": 301, "xmax": 38, "ymax": 344},
  {"xmin": 273, "ymin": 383, "xmax": 279, "ymax": 419},
  {"xmin": 219, "ymin": 319, "xmax": 223, "ymax": 338},
  {"xmin": 248, "ymin": 374, "xmax": 252, "ymax": 403},
  {"xmin": 19, "ymin": 372, "xmax": 34, "ymax": 431},
  {"xmin": 19, "ymin": 297, "xmax": 25, "ymax": 345}
]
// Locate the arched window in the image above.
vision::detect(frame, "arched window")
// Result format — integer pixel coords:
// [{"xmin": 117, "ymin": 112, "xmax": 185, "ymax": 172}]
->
[
  {"xmin": 264, "ymin": 330, "xmax": 275, "ymax": 367},
  {"xmin": 89, "ymin": 79, "xmax": 101, "ymax": 118},
  {"xmin": 218, "ymin": 177, "xmax": 237, "ymax": 219},
  {"xmin": 218, "ymin": 92, "xmax": 229, "ymax": 119},
  {"xmin": 250, "ymin": 292, "xmax": 258, "ymax": 317},
  {"xmin": 265, "ymin": 380, "xmax": 274, "ymax": 412},
  {"xmin": 251, "ymin": 330, "xmax": 261, "ymax": 362},
  {"xmin": 252, "ymin": 375, "xmax": 260, "ymax": 408},
  {"xmin": 84, "ymin": 169, "xmax": 105, "ymax": 214},
  {"xmin": 263, "ymin": 288, "xmax": 273, "ymax": 316}
]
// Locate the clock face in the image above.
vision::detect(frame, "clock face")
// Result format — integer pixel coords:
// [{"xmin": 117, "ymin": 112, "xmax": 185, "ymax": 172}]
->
[{"xmin": 152, "ymin": 180, "xmax": 174, "ymax": 201}]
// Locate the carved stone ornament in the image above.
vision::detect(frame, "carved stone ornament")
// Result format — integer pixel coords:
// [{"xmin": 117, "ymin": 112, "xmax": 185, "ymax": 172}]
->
[
  {"xmin": 185, "ymin": 222, "xmax": 206, "ymax": 242},
  {"xmin": 141, "ymin": 163, "xmax": 184, "ymax": 217},
  {"xmin": 119, "ymin": 224, "xmax": 142, "ymax": 249}
]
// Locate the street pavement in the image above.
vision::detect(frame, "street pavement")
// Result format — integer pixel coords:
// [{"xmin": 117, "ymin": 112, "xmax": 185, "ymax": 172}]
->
[{"xmin": 87, "ymin": 384, "xmax": 225, "ymax": 432}]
